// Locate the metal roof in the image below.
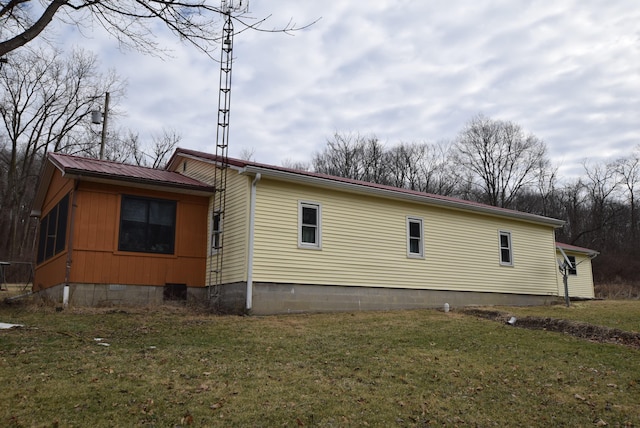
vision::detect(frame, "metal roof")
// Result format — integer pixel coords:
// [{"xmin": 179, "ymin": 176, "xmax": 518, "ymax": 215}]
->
[
  {"xmin": 31, "ymin": 152, "xmax": 214, "ymax": 216},
  {"xmin": 48, "ymin": 152, "xmax": 213, "ymax": 189},
  {"xmin": 169, "ymin": 147, "xmax": 566, "ymax": 228},
  {"xmin": 556, "ymin": 242, "xmax": 599, "ymax": 256}
]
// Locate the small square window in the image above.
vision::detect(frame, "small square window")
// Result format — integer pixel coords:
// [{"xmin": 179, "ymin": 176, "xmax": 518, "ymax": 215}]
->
[
  {"xmin": 299, "ymin": 202, "xmax": 321, "ymax": 249},
  {"xmin": 499, "ymin": 231, "xmax": 513, "ymax": 266},
  {"xmin": 407, "ymin": 217, "xmax": 424, "ymax": 258}
]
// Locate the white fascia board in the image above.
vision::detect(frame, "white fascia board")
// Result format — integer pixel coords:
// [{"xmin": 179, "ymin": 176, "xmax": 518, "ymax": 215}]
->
[{"xmin": 239, "ymin": 165, "xmax": 565, "ymax": 228}]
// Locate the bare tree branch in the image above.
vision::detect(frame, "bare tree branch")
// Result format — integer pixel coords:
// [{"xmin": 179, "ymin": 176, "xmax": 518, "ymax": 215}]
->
[{"xmin": 0, "ymin": 1, "xmax": 318, "ymax": 57}]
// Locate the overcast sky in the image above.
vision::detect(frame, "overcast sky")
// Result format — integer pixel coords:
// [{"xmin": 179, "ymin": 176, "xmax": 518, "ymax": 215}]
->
[{"xmin": 50, "ymin": 1, "xmax": 639, "ymax": 179}]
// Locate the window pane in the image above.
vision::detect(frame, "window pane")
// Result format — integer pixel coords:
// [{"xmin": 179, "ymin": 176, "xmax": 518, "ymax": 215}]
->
[
  {"xmin": 121, "ymin": 198, "xmax": 147, "ymax": 222},
  {"xmin": 501, "ymin": 248, "xmax": 511, "ymax": 264},
  {"xmin": 149, "ymin": 201, "xmax": 175, "ymax": 226},
  {"xmin": 119, "ymin": 220, "xmax": 147, "ymax": 252},
  {"xmin": 500, "ymin": 234, "xmax": 510, "ymax": 248},
  {"xmin": 409, "ymin": 221, "xmax": 421, "ymax": 238},
  {"xmin": 302, "ymin": 206, "xmax": 317, "ymax": 226},
  {"xmin": 302, "ymin": 225, "xmax": 316, "ymax": 244},
  {"xmin": 409, "ymin": 238, "xmax": 420, "ymax": 254},
  {"xmin": 148, "ymin": 224, "xmax": 175, "ymax": 253}
]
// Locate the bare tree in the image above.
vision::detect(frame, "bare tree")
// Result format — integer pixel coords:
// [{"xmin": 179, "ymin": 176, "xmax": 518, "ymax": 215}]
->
[
  {"xmin": 452, "ymin": 114, "xmax": 548, "ymax": 208},
  {"xmin": 385, "ymin": 142, "xmax": 423, "ymax": 190},
  {"xmin": 0, "ymin": 1, "xmax": 317, "ymax": 57},
  {"xmin": 148, "ymin": 128, "xmax": 180, "ymax": 168},
  {"xmin": 281, "ymin": 158, "xmax": 311, "ymax": 171},
  {"xmin": 0, "ymin": 46, "xmax": 124, "ymax": 260},
  {"xmin": 556, "ymin": 179, "xmax": 587, "ymax": 245},
  {"xmin": 578, "ymin": 159, "xmax": 620, "ymax": 248},
  {"xmin": 238, "ymin": 146, "xmax": 256, "ymax": 162},
  {"xmin": 312, "ymin": 132, "xmax": 368, "ymax": 180},
  {"xmin": 612, "ymin": 145, "xmax": 640, "ymax": 243}
]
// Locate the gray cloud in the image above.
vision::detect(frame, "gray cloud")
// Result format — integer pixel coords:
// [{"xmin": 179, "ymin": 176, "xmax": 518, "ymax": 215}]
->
[{"xmin": 42, "ymin": 1, "xmax": 639, "ymax": 180}]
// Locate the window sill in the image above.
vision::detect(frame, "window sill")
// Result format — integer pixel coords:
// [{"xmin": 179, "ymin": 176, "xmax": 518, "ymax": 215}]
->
[
  {"xmin": 298, "ymin": 244, "xmax": 322, "ymax": 251},
  {"xmin": 114, "ymin": 250, "xmax": 178, "ymax": 259},
  {"xmin": 407, "ymin": 254, "xmax": 425, "ymax": 259}
]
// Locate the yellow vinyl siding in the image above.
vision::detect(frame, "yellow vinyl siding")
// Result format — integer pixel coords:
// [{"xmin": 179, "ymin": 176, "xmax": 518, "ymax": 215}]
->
[
  {"xmin": 252, "ymin": 177, "xmax": 560, "ymax": 296},
  {"xmin": 179, "ymin": 159, "xmax": 249, "ymax": 284},
  {"xmin": 556, "ymin": 251, "xmax": 595, "ymax": 298}
]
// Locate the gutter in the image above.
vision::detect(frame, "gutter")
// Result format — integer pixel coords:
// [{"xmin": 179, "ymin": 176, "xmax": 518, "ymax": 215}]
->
[{"xmin": 246, "ymin": 173, "xmax": 261, "ymax": 312}]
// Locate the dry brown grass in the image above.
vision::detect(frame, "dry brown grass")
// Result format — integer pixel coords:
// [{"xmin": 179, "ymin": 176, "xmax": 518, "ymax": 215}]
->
[
  {"xmin": 596, "ymin": 282, "xmax": 640, "ymax": 299},
  {"xmin": 1, "ymin": 302, "xmax": 639, "ymax": 427}
]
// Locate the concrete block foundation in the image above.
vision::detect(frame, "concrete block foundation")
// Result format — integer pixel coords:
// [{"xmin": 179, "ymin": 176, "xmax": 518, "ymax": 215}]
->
[
  {"xmin": 34, "ymin": 281, "xmax": 561, "ymax": 313},
  {"xmin": 36, "ymin": 283, "xmax": 208, "ymax": 307},
  {"xmin": 220, "ymin": 282, "xmax": 560, "ymax": 315}
]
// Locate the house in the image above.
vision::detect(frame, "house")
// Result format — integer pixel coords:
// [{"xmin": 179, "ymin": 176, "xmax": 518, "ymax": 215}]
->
[
  {"xmin": 31, "ymin": 153, "xmax": 214, "ymax": 306},
  {"xmin": 30, "ymin": 149, "xmax": 598, "ymax": 313},
  {"xmin": 555, "ymin": 242, "xmax": 598, "ymax": 299}
]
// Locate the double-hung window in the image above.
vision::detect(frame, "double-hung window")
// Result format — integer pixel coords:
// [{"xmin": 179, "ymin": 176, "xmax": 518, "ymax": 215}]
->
[
  {"xmin": 407, "ymin": 217, "xmax": 424, "ymax": 258},
  {"xmin": 299, "ymin": 201, "xmax": 321, "ymax": 249},
  {"xmin": 567, "ymin": 255, "xmax": 577, "ymax": 275},
  {"xmin": 499, "ymin": 231, "xmax": 513, "ymax": 266},
  {"xmin": 119, "ymin": 195, "xmax": 177, "ymax": 254},
  {"xmin": 211, "ymin": 212, "xmax": 222, "ymax": 253}
]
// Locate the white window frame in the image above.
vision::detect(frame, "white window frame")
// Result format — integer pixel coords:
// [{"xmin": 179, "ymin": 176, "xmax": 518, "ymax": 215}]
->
[
  {"xmin": 211, "ymin": 211, "xmax": 222, "ymax": 255},
  {"xmin": 406, "ymin": 216, "xmax": 424, "ymax": 259},
  {"xmin": 298, "ymin": 201, "xmax": 322, "ymax": 249},
  {"xmin": 499, "ymin": 230, "xmax": 513, "ymax": 266}
]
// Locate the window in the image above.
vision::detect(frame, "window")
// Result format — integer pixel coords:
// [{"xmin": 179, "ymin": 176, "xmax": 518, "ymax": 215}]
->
[
  {"xmin": 499, "ymin": 231, "xmax": 513, "ymax": 266},
  {"xmin": 119, "ymin": 195, "xmax": 176, "ymax": 254},
  {"xmin": 299, "ymin": 202, "xmax": 321, "ymax": 249},
  {"xmin": 211, "ymin": 212, "xmax": 222, "ymax": 253},
  {"xmin": 407, "ymin": 217, "xmax": 424, "ymax": 258},
  {"xmin": 567, "ymin": 255, "xmax": 577, "ymax": 275},
  {"xmin": 36, "ymin": 193, "xmax": 70, "ymax": 264}
]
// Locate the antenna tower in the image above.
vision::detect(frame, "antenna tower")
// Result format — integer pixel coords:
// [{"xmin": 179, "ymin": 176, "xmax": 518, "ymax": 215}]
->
[{"xmin": 209, "ymin": 0, "xmax": 248, "ymax": 298}]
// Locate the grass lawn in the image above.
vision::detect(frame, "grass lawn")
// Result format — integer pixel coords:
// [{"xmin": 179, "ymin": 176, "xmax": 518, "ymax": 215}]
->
[
  {"xmin": 0, "ymin": 301, "xmax": 638, "ymax": 427},
  {"xmin": 495, "ymin": 300, "xmax": 640, "ymax": 333}
]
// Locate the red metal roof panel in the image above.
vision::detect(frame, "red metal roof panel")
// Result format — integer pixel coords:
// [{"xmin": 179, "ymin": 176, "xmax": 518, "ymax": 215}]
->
[{"xmin": 49, "ymin": 152, "xmax": 214, "ymax": 191}]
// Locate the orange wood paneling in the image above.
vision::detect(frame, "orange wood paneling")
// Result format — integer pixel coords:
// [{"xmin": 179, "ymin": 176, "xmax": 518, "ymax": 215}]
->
[
  {"xmin": 33, "ymin": 170, "xmax": 74, "ymax": 290},
  {"xmin": 33, "ymin": 253, "xmax": 67, "ymax": 291},
  {"xmin": 36, "ymin": 176, "xmax": 209, "ymax": 290},
  {"xmin": 66, "ymin": 181, "xmax": 208, "ymax": 288}
]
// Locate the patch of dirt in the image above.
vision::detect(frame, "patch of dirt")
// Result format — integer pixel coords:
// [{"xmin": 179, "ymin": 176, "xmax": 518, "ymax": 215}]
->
[{"xmin": 462, "ymin": 308, "xmax": 640, "ymax": 349}]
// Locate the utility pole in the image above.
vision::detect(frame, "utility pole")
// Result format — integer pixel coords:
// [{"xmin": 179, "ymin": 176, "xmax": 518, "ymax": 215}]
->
[
  {"xmin": 99, "ymin": 92, "xmax": 110, "ymax": 160},
  {"xmin": 91, "ymin": 92, "xmax": 110, "ymax": 160}
]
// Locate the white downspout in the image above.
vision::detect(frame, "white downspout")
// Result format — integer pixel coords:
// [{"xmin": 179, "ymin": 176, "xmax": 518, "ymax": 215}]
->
[{"xmin": 246, "ymin": 173, "xmax": 261, "ymax": 311}]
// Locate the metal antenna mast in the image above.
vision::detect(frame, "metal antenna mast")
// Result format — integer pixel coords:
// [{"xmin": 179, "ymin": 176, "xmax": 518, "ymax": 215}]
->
[{"xmin": 209, "ymin": 0, "xmax": 248, "ymax": 299}]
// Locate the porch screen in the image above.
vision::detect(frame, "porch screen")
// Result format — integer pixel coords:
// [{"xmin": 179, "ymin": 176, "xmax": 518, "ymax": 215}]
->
[{"xmin": 36, "ymin": 193, "xmax": 70, "ymax": 264}]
